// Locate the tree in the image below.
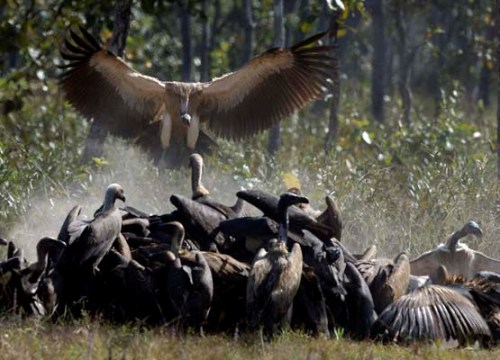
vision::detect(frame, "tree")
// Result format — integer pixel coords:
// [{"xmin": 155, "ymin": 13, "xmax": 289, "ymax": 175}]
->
[
  {"xmin": 324, "ymin": 1, "xmax": 342, "ymax": 152},
  {"xmin": 180, "ymin": 2, "xmax": 192, "ymax": 82},
  {"xmin": 497, "ymin": 0, "xmax": 500, "ymax": 180},
  {"xmin": 370, "ymin": 0, "xmax": 387, "ymax": 123},
  {"xmin": 267, "ymin": 0, "xmax": 285, "ymax": 156},
  {"xmin": 242, "ymin": 0, "xmax": 255, "ymax": 64},
  {"xmin": 199, "ymin": 0, "xmax": 211, "ymax": 82}
]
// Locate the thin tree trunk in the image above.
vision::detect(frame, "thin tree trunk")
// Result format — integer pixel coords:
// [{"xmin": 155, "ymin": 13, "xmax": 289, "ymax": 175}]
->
[
  {"xmin": 324, "ymin": 9, "xmax": 340, "ymax": 152},
  {"xmin": 479, "ymin": 18, "xmax": 495, "ymax": 108},
  {"xmin": 209, "ymin": 0, "xmax": 221, "ymax": 69},
  {"xmin": 295, "ymin": 0, "xmax": 309, "ymax": 42},
  {"xmin": 496, "ymin": 0, "xmax": 500, "ymax": 181},
  {"xmin": 268, "ymin": 0, "xmax": 284, "ymax": 156},
  {"xmin": 370, "ymin": 0, "xmax": 386, "ymax": 123},
  {"xmin": 242, "ymin": 0, "xmax": 254, "ymax": 64},
  {"xmin": 393, "ymin": 3, "xmax": 412, "ymax": 126},
  {"xmin": 430, "ymin": 0, "xmax": 445, "ymax": 119},
  {"xmin": 200, "ymin": 0, "xmax": 210, "ymax": 82},
  {"xmin": 82, "ymin": 0, "xmax": 132, "ymax": 165},
  {"xmin": 284, "ymin": 0, "xmax": 297, "ymax": 46},
  {"xmin": 180, "ymin": 3, "xmax": 192, "ymax": 82}
]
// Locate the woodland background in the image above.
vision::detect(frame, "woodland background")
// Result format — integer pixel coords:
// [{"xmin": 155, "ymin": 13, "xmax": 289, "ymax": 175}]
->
[
  {"xmin": 1, "ymin": 0, "xmax": 500, "ymax": 358},
  {"xmin": 1, "ymin": 0, "xmax": 499, "ymax": 257}
]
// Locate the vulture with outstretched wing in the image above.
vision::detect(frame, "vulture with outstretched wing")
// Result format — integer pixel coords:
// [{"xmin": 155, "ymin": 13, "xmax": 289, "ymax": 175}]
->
[{"xmin": 59, "ymin": 26, "xmax": 336, "ymax": 167}]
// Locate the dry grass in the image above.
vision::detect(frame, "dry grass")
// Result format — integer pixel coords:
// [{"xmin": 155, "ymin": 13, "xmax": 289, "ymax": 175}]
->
[{"xmin": 0, "ymin": 319, "xmax": 499, "ymax": 360}]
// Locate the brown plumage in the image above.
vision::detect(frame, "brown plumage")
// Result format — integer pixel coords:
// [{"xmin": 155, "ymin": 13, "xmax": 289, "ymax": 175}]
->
[
  {"xmin": 430, "ymin": 265, "xmax": 500, "ymax": 344},
  {"xmin": 371, "ymin": 284, "xmax": 492, "ymax": 345},
  {"xmin": 246, "ymin": 193, "xmax": 307, "ymax": 335},
  {"xmin": 180, "ymin": 250, "xmax": 250, "ymax": 332},
  {"xmin": 59, "ymin": 27, "xmax": 335, "ymax": 165},
  {"xmin": 356, "ymin": 253, "xmax": 410, "ymax": 314}
]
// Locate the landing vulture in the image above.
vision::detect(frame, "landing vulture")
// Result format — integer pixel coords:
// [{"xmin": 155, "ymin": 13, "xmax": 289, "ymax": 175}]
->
[{"xmin": 59, "ymin": 27, "xmax": 336, "ymax": 167}]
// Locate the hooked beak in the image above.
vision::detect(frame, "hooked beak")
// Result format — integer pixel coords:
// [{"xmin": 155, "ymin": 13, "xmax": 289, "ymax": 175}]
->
[
  {"xmin": 117, "ymin": 192, "xmax": 126, "ymax": 202},
  {"xmin": 181, "ymin": 113, "xmax": 191, "ymax": 126}
]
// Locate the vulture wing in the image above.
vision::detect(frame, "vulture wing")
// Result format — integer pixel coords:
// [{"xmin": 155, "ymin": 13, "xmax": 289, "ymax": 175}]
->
[
  {"xmin": 472, "ymin": 251, "xmax": 500, "ymax": 274},
  {"xmin": 410, "ymin": 250, "xmax": 439, "ymax": 276},
  {"xmin": 59, "ymin": 27, "xmax": 165, "ymax": 138},
  {"xmin": 371, "ymin": 285, "xmax": 491, "ymax": 344},
  {"xmin": 200, "ymin": 32, "xmax": 336, "ymax": 140}
]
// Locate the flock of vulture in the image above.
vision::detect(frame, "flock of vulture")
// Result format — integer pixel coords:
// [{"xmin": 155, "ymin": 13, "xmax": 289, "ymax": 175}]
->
[{"xmin": 1, "ymin": 153, "xmax": 500, "ymax": 348}]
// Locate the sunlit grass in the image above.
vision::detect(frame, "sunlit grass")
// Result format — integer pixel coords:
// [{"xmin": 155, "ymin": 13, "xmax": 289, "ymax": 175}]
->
[{"xmin": 0, "ymin": 318, "xmax": 500, "ymax": 360}]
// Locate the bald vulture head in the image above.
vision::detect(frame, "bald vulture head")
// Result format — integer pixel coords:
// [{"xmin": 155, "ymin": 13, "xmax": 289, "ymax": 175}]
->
[
  {"xmin": 446, "ymin": 220, "xmax": 482, "ymax": 252},
  {"xmin": 103, "ymin": 183, "xmax": 126, "ymax": 210},
  {"xmin": 59, "ymin": 26, "xmax": 336, "ymax": 167}
]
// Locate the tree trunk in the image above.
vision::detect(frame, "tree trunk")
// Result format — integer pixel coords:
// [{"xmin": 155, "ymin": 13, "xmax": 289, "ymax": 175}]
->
[
  {"xmin": 209, "ymin": 0, "xmax": 221, "ymax": 68},
  {"xmin": 267, "ymin": 0, "xmax": 285, "ymax": 156},
  {"xmin": 370, "ymin": 0, "xmax": 386, "ymax": 123},
  {"xmin": 180, "ymin": 3, "xmax": 192, "ymax": 82},
  {"xmin": 295, "ymin": 0, "xmax": 309, "ymax": 42},
  {"xmin": 324, "ymin": 9, "xmax": 340, "ymax": 152},
  {"xmin": 479, "ymin": 17, "xmax": 495, "ymax": 108},
  {"xmin": 199, "ymin": 0, "xmax": 210, "ymax": 82},
  {"xmin": 242, "ymin": 0, "xmax": 254, "ymax": 64},
  {"xmin": 393, "ymin": 2, "xmax": 412, "ymax": 126},
  {"xmin": 284, "ymin": 0, "xmax": 297, "ymax": 46},
  {"xmin": 496, "ymin": 0, "xmax": 500, "ymax": 181},
  {"xmin": 82, "ymin": 0, "xmax": 132, "ymax": 165},
  {"xmin": 430, "ymin": 0, "xmax": 445, "ymax": 119}
]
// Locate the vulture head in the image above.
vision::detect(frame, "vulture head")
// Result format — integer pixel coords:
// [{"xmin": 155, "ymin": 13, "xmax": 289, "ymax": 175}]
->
[
  {"xmin": 446, "ymin": 220, "xmax": 483, "ymax": 252},
  {"xmin": 104, "ymin": 183, "xmax": 126, "ymax": 208}
]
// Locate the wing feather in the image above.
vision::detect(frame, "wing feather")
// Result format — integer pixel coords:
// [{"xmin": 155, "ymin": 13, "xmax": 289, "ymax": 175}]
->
[
  {"xmin": 201, "ymin": 32, "xmax": 336, "ymax": 140},
  {"xmin": 59, "ymin": 27, "xmax": 165, "ymax": 138}
]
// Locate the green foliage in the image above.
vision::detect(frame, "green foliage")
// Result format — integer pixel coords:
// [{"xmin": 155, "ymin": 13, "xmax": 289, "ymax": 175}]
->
[{"xmin": 0, "ymin": 0, "xmax": 498, "ymax": 260}]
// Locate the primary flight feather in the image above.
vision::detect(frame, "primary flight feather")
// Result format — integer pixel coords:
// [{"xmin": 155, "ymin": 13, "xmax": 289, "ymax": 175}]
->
[{"xmin": 60, "ymin": 26, "xmax": 336, "ymax": 165}]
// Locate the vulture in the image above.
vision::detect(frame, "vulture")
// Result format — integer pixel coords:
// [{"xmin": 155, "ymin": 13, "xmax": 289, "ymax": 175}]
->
[
  {"xmin": 161, "ymin": 221, "xmax": 214, "ymax": 332},
  {"xmin": 59, "ymin": 27, "xmax": 335, "ymax": 167},
  {"xmin": 427, "ymin": 265, "xmax": 500, "ymax": 344},
  {"xmin": 371, "ymin": 284, "xmax": 492, "ymax": 346},
  {"xmin": 53, "ymin": 183, "xmax": 125, "ymax": 317},
  {"xmin": 246, "ymin": 192, "xmax": 308, "ymax": 336},
  {"xmin": 61, "ymin": 183, "xmax": 126, "ymax": 273},
  {"xmin": 356, "ymin": 252, "xmax": 411, "ymax": 314},
  {"xmin": 180, "ymin": 250, "xmax": 250, "ymax": 332},
  {"xmin": 57, "ymin": 205, "xmax": 83, "ymax": 244},
  {"xmin": 189, "ymin": 153, "xmax": 246, "ymax": 218},
  {"xmin": 237, "ymin": 189, "xmax": 335, "ymax": 241},
  {"xmin": 410, "ymin": 221, "xmax": 500, "ymax": 279}
]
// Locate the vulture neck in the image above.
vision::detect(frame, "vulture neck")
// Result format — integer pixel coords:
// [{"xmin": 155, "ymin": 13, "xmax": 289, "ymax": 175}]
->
[
  {"xmin": 34, "ymin": 241, "xmax": 50, "ymax": 273},
  {"xmin": 170, "ymin": 226, "xmax": 185, "ymax": 256},
  {"xmin": 102, "ymin": 189, "xmax": 118, "ymax": 212},
  {"xmin": 28, "ymin": 238, "xmax": 64, "ymax": 283},
  {"xmin": 446, "ymin": 227, "xmax": 468, "ymax": 252},
  {"xmin": 190, "ymin": 155, "xmax": 210, "ymax": 199},
  {"xmin": 277, "ymin": 202, "xmax": 290, "ymax": 246}
]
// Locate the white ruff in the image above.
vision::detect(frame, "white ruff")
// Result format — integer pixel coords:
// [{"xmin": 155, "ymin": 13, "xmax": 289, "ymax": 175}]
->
[{"xmin": 437, "ymin": 242, "xmax": 470, "ymax": 252}]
